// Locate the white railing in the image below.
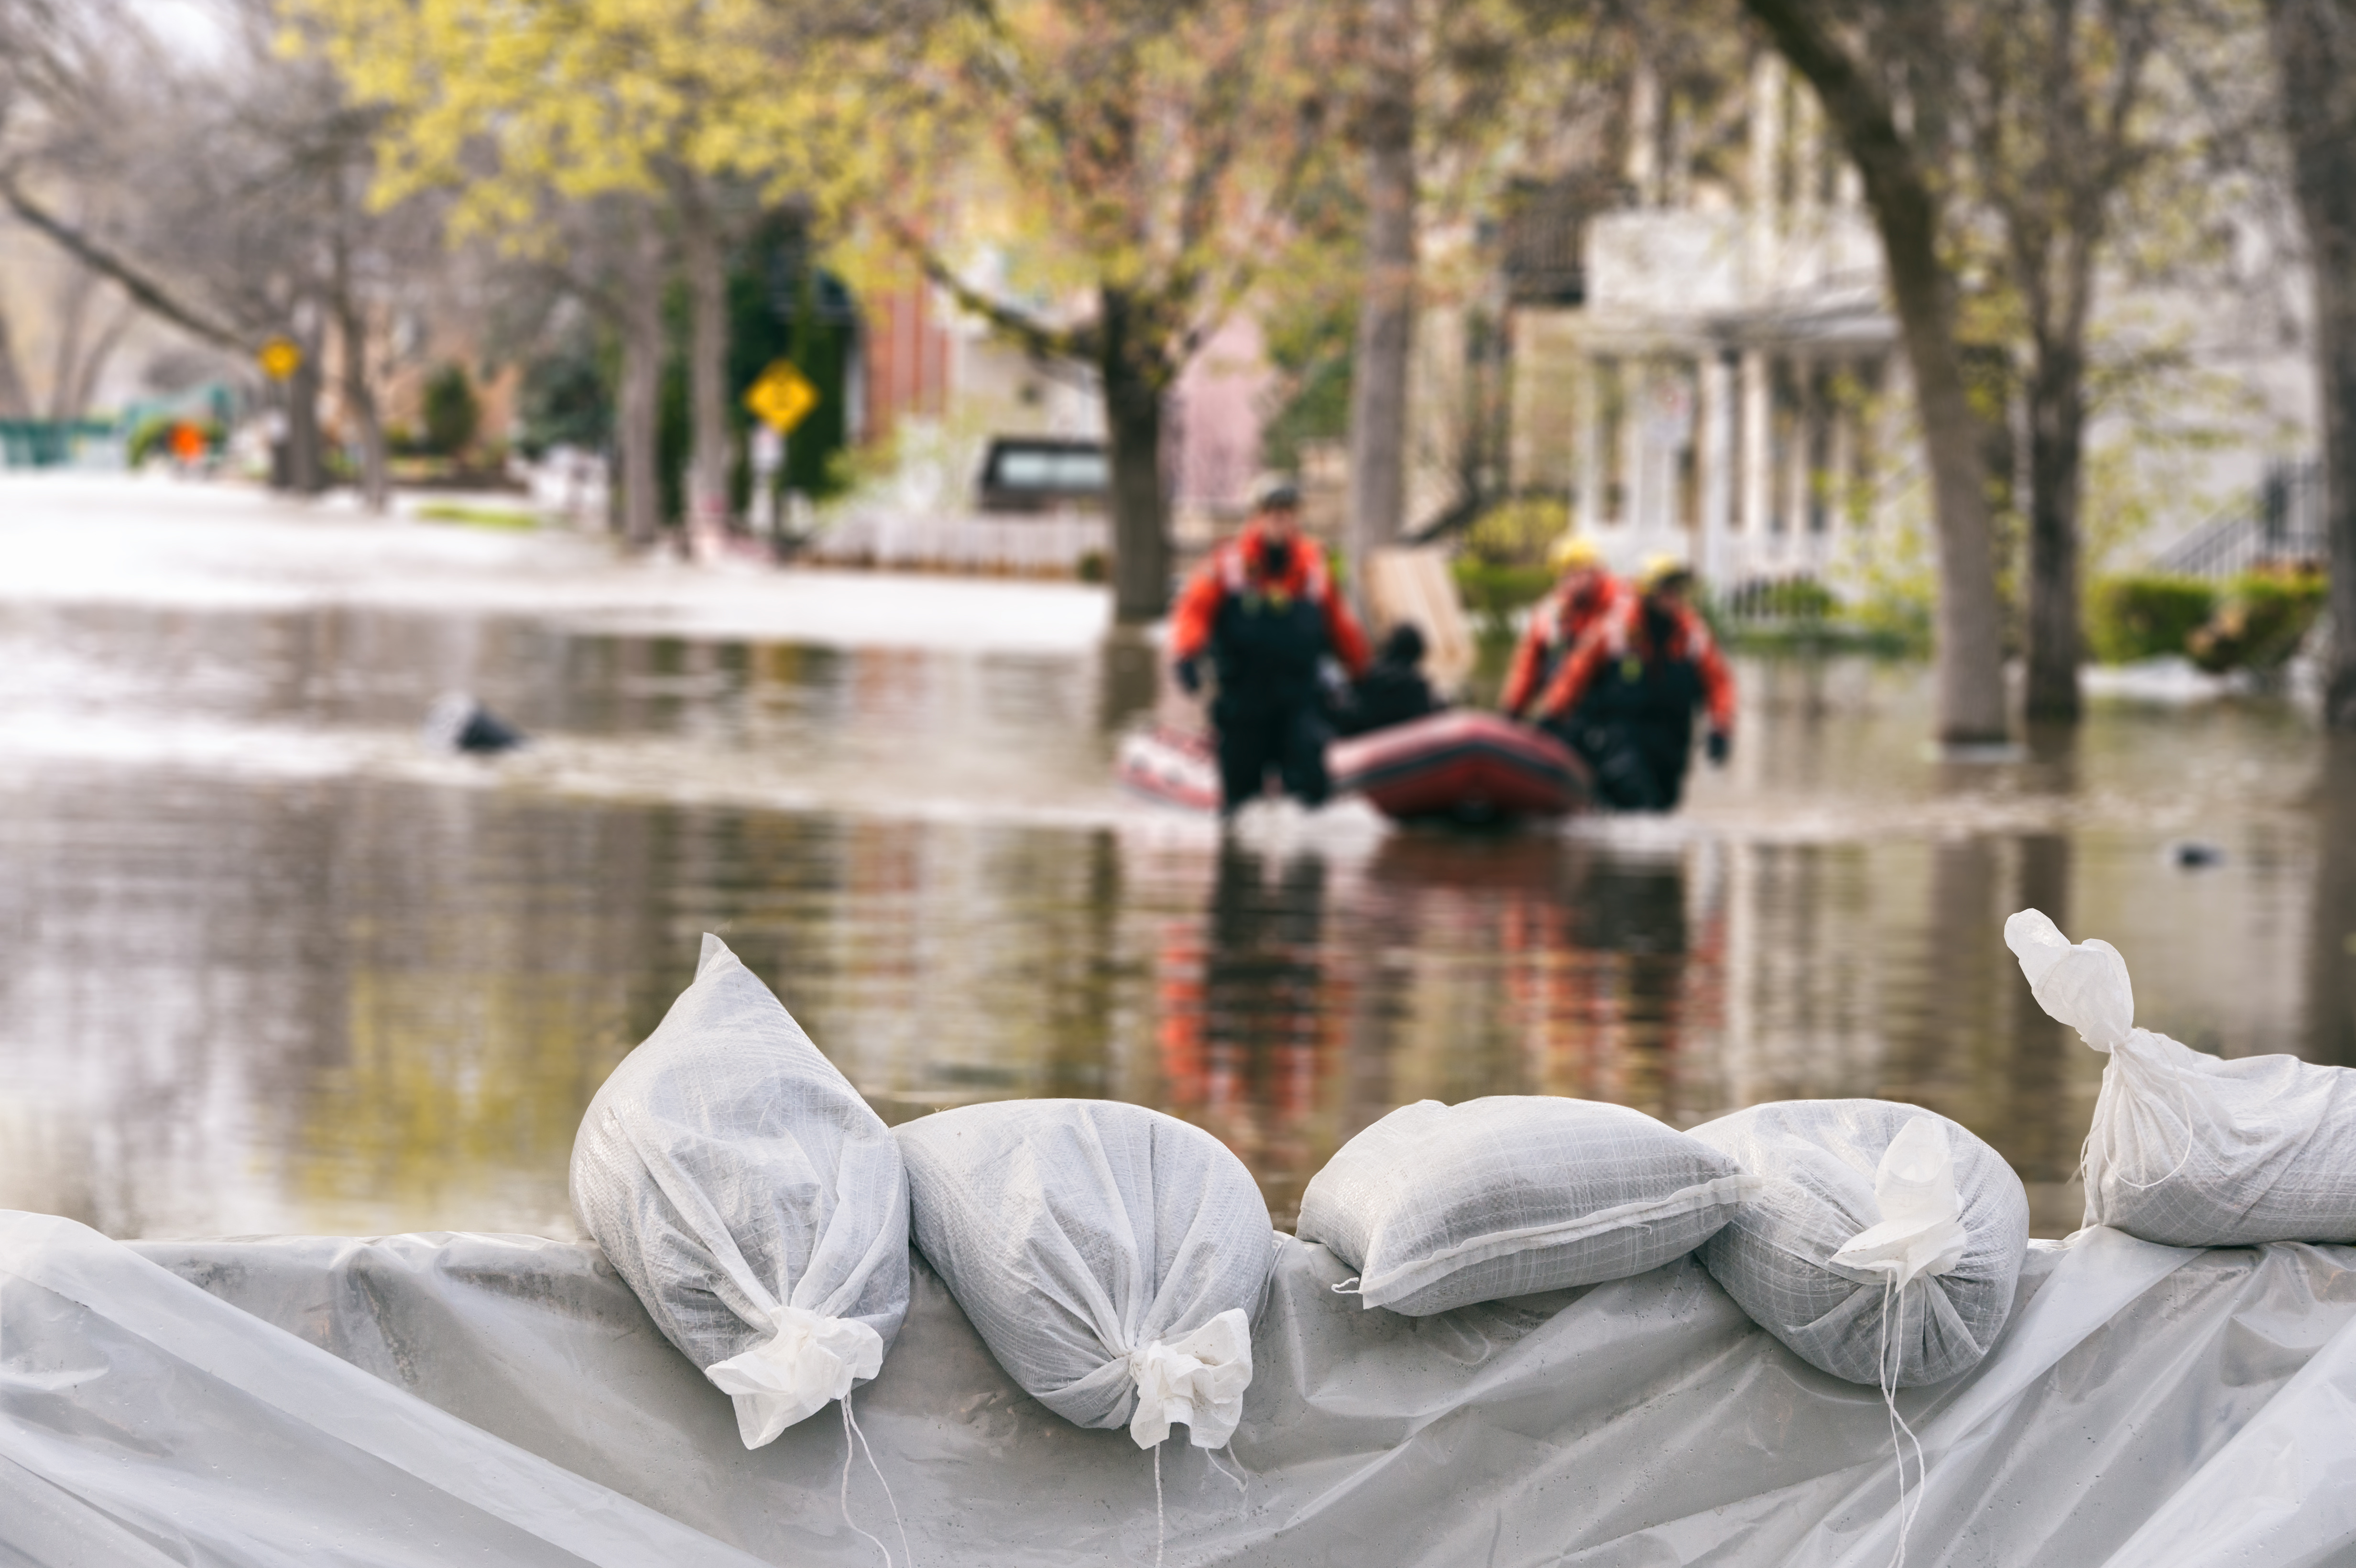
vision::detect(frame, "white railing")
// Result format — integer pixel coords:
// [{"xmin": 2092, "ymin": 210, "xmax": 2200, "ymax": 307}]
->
[{"xmin": 803, "ymin": 509, "xmax": 1110, "ymax": 576}]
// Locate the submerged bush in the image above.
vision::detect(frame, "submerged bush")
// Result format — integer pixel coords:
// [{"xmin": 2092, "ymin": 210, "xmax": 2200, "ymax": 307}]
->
[
  {"xmin": 2086, "ymin": 574, "xmax": 2217, "ymax": 664},
  {"xmin": 2187, "ymin": 565, "xmax": 2328, "ymax": 673}
]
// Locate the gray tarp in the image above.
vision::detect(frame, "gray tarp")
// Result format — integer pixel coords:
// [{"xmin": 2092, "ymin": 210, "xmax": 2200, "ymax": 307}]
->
[{"xmin": 5, "ymin": 1208, "xmax": 2356, "ymax": 1566}]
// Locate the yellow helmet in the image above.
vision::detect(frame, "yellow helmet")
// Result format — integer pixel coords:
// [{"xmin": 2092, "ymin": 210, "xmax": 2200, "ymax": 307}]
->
[
  {"xmin": 1637, "ymin": 553, "xmax": 1691, "ymax": 592},
  {"xmin": 1548, "ymin": 533, "xmax": 1603, "ymax": 572}
]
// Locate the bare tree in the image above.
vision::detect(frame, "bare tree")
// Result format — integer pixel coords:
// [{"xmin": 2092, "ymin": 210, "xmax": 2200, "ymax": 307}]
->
[
  {"xmin": 1949, "ymin": 0, "xmax": 2170, "ymax": 723},
  {"xmin": 1744, "ymin": 0, "xmax": 2011, "ymax": 745},
  {"xmin": 2264, "ymin": 0, "xmax": 2356, "ymax": 730},
  {"xmin": 1347, "ymin": 0, "xmax": 1418, "ymax": 580},
  {"xmin": 0, "ymin": 0, "xmax": 431, "ymax": 503}
]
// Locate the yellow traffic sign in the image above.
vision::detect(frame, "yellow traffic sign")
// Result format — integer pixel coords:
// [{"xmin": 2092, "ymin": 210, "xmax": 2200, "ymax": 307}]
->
[
  {"xmin": 257, "ymin": 337, "xmax": 303, "ymax": 381},
  {"xmin": 744, "ymin": 359, "xmax": 818, "ymax": 434}
]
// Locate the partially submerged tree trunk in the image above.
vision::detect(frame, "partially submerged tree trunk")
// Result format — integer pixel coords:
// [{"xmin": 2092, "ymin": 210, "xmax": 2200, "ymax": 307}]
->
[
  {"xmin": 1745, "ymin": 0, "xmax": 2009, "ymax": 744},
  {"xmin": 1101, "ymin": 285, "xmax": 1173, "ymax": 624},
  {"xmin": 334, "ymin": 291, "xmax": 388, "ymax": 512},
  {"xmin": 616, "ymin": 233, "xmax": 667, "ymax": 551},
  {"xmin": 2023, "ymin": 337, "xmax": 2088, "ymax": 721},
  {"xmin": 1346, "ymin": 0, "xmax": 1417, "ymax": 599},
  {"xmin": 57, "ymin": 300, "xmax": 131, "ymax": 421},
  {"xmin": 677, "ymin": 177, "xmax": 733, "ymax": 542},
  {"xmin": 2266, "ymin": 0, "xmax": 2356, "ymax": 730},
  {"xmin": 330, "ymin": 213, "xmax": 389, "ymax": 514},
  {"xmin": 284, "ymin": 347, "xmax": 326, "ymax": 494},
  {"xmin": 0, "ymin": 310, "xmax": 34, "ymax": 418}
]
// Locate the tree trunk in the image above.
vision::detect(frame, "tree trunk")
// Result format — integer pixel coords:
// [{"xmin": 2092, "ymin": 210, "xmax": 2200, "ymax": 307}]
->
[
  {"xmin": 617, "ymin": 235, "xmax": 666, "ymax": 551},
  {"xmin": 0, "ymin": 309, "xmax": 34, "ymax": 418},
  {"xmin": 2023, "ymin": 342, "xmax": 2086, "ymax": 721},
  {"xmin": 60, "ymin": 301, "xmax": 131, "ymax": 421},
  {"xmin": 1101, "ymin": 285, "xmax": 1172, "ymax": 623},
  {"xmin": 1346, "ymin": 0, "xmax": 1417, "ymax": 601},
  {"xmin": 1745, "ymin": 0, "xmax": 2009, "ymax": 744},
  {"xmin": 47, "ymin": 268, "xmax": 96, "ymax": 421},
  {"xmin": 678, "ymin": 178, "xmax": 733, "ymax": 544},
  {"xmin": 335, "ymin": 296, "xmax": 388, "ymax": 513},
  {"xmin": 2266, "ymin": 0, "xmax": 2356, "ymax": 730},
  {"xmin": 331, "ymin": 234, "xmax": 388, "ymax": 514},
  {"xmin": 285, "ymin": 348, "xmax": 326, "ymax": 494}
]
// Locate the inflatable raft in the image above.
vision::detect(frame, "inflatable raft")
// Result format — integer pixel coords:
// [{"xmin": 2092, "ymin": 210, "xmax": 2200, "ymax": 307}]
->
[
  {"xmin": 1329, "ymin": 710, "xmax": 1590, "ymax": 823},
  {"xmin": 1116, "ymin": 711, "xmax": 1590, "ymax": 823}
]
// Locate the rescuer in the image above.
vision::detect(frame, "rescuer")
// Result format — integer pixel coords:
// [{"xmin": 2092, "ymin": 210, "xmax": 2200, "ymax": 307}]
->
[
  {"xmin": 1500, "ymin": 533, "xmax": 1626, "ymax": 721},
  {"xmin": 1530, "ymin": 556, "xmax": 1733, "ymax": 811},
  {"xmin": 1170, "ymin": 480, "xmax": 1370, "ymax": 813}
]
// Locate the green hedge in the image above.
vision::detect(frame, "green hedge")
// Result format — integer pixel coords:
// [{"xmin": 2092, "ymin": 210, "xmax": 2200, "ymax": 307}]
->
[
  {"xmin": 1452, "ymin": 560, "xmax": 1555, "ymax": 627},
  {"xmin": 2087, "ymin": 574, "xmax": 2217, "ymax": 664}
]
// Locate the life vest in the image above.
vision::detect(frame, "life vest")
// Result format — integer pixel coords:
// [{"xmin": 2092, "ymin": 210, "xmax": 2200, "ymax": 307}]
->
[{"xmin": 1209, "ymin": 540, "xmax": 1336, "ymax": 707}]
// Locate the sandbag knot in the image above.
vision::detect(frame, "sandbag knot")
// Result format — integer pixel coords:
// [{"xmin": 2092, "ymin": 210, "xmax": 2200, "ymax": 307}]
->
[
  {"xmin": 705, "ymin": 1304, "xmax": 884, "ymax": 1449},
  {"xmin": 1126, "ymin": 1308, "xmax": 1253, "ymax": 1449}
]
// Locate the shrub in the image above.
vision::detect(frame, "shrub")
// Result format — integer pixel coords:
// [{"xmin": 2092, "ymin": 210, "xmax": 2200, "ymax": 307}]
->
[
  {"xmin": 2086, "ymin": 573, "xmax": 2217, "ymax": 664},
  {"xmin": 1461, "ymin": 497, "xmax": 1571, "ymax": 567},
  {"xmin": 1451, "ymin": 559, "xmax": 1556, "ymax": 626},
  {"xmin": 421, "ymin": 363, "xmax": 481, "ymax": 458},
  {"xmin": 2187, "ymin": 565, "xmax": 2328, "ymax": 673}
]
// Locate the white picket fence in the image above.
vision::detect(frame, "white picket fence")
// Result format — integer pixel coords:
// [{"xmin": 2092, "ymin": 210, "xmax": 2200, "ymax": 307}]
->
[{"xmin": 803, "ymin": 508, "xmax": 1110, "ymax": 576}]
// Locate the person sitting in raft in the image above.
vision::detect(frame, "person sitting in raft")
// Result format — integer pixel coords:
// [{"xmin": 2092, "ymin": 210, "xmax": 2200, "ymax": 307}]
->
[
  {"xmin": 1170, "ymin": 479, "xmax": 1371, "ymax": 815},
  {"xmin": 1499, "ymin": 532, "xmax": 1625, "ymax": 721},
  {"xmin": 1333, "ymin": 622, "xmax": 1446, "ymax": 737},
  {"xmin": 1529, "ymin": 555, "xmax": 1734, "ymax": 812}
]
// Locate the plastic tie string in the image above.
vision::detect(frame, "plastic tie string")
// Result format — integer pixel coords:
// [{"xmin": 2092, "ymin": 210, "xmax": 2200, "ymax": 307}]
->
[
  {"xmin": 837, "ymin": 1391, "xmax": 910, "ymax": 1568},
  {"xmin": 1873, "ymin": 1274, "xmax": 1929, "ymax": 1568}
]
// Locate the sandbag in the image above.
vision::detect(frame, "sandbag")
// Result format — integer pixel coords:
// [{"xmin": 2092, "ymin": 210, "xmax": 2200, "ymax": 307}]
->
[
  {"xmin": 1691, "ymin": 1099, "xmax": 2028, "ymax": 1386},
  {"xmin": 1296, "ymin": 1096, "xmax": 1758, "ymax": 1315},
  {"xmin": 896, "ymin": 1099, "xmax": 1273, "ymax": 1448},
  {"xmin": 2008, "ymin": 907, "xmax": 2356, "ymax": 1246},
  {"xmin": 571, "ymin": 933, "xmax": 909, "ymax": 1449}
]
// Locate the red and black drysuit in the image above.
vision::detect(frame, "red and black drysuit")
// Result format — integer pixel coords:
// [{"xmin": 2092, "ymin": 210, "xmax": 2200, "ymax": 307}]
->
[
  {"xmin": 1499, "ymin": 572, "xmax": 1628, "ymax": 720},
  {"xmin": 1170, "ymin": 525, "xmax": 1370, "ymax": 812},
  {"xmin": 1531, "ymin": 594, "xmax": 1734, "ymax": 812}
]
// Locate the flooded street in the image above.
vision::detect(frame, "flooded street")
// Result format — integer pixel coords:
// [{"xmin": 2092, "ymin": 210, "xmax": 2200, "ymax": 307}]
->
[{"xmin": 2, "ymin": 477, "xmax": 2349, "ymax": 1241}]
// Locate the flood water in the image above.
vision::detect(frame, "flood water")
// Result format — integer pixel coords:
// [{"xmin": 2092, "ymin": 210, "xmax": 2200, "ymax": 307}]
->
[{"xmin": 4, "ymin": 480, "xmax": 2352, "ymax": 1241}]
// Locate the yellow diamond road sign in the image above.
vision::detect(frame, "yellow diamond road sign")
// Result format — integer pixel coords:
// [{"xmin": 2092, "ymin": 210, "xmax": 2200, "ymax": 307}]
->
[
  {"xmin": 257, "ymin": 337, "xmax": 303, "ymax": 381},
  {"xmin": 745, "ymin": 360, "xmax": 818, "ymax": 434}
]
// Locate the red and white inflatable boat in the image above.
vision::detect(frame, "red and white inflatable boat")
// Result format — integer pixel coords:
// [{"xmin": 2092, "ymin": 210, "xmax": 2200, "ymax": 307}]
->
[
  {"xmin": 1117, "ymin": 711, "xmax": 1591, "ymax": 823},
  {"xmin": 1331, "ymin": 710, "xmax": 1591, "ymax": 822}
]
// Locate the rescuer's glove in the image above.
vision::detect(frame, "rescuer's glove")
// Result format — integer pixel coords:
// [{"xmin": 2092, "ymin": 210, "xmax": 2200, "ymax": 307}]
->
[
  {"xmin": 1174, "ymin": 658, "xmax": 1202, "ymax": 695},
  {"xmin": 1706, "ymin": 729, "xmax": 1731, "ymax": 766}
]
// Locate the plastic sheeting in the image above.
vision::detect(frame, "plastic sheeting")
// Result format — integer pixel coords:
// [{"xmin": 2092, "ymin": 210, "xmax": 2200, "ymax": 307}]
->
[{"xmin": 9, "ymin": 1209, "xmax": 2356, "ymax": 1566}]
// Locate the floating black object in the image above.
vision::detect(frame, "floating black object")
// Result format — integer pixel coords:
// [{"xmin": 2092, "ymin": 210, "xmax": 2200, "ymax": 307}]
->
[
  {"xmin": 2168, "ymin": 840, "xmax": 2225, "ymax": 869},
  {"xmin": 424, "ymin": 692, "xmax": 526, "ymax": 754}
]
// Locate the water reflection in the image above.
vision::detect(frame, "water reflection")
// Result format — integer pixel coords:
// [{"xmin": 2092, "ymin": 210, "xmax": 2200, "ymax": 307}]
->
[{"xmin": 0, "ymin": 588, "xmax": 2347, "ymax": 1243}]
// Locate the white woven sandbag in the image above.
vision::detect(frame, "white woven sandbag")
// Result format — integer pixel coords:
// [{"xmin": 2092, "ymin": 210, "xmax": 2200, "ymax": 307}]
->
[
  {"xmin": 2008, "ymin": 908, "xmax": 2356, "ymax": 1245},
  {"xmin": 571, "ymin": 934, "xmax": 909, "ymax": 1449},
  {"xmin": 896, "ymin": 1099, "xmax": 1274, "ymax": 1448},
  {"xmin": 1690, "ymin": 1100, "xmax": 2028, "ymax": 1386},
  {"xmin": 1296, "ymin": 1097, "xmax": 1759, "ymax": 1315}
]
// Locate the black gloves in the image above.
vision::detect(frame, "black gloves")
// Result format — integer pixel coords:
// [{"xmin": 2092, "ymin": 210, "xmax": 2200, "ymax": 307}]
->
[
  {"xmin": 1174, "ymin": 658, "xmax": 1202, "ymax": 695},
  {"xmin": 1706, "ymin": 729, "xmax": 1731, "ymax": 766}
]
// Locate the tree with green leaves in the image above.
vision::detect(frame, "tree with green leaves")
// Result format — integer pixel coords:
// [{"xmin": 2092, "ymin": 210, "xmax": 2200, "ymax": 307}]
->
[
  {"xmin": 873, "ymin": 0, "xmax": 1340, "ymax": 622},
  {"xmin": 302, "ymin": 0, "xmax": 896, "ymax": 541}
]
